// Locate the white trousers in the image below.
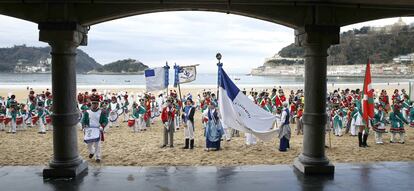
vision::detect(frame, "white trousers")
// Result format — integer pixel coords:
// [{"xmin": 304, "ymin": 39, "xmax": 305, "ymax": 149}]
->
[
  {"xmin": 245, "ymin": 133, "xmax": 257, "ymax": 145},
  {"xmin": 46, "ymin": 122, "xmax": 52, "ymax": 131},
  {"xmin": 8, "ymin": 120, "xmax": 16, "ymax": 133},
  {"xmin": 184, "ymin": 120, "xmax": 195, "ymax": 139},
  {"xmin": 38, "ymin": 119, "xmax": 46, "ymax": 133},
  {"xmin": 223, "ymin": 127, "xmax": 232, "ymax": 141},
  {"xmin": 87, "ymin": 141, "xmax": 101, "ymax": 160},
  {"xmin": 375, "ymin": 132, "xmax": 384, "ymax": 144},
  {"xmin": 133, "ymin": 117, "xmax": 145, "ymax": 132},
  {"xmin": 140, "ymin": 117, "xmax": 146, "ymax": 130},
  {"xmin": 0, "ymin": 121, "xmax": 4, "ymax": 131},
  {"xmin": 350, "ymin": 119, "xmax": 357, "ymax": 136},
  {"xmin": 174, "ymin": 115, "xmax": 180, "ymax": 130},
  {"xmin": 334, "ymin": 127, "xmax": 342, "ymax": 136},
  {"xmin": 391, "ymin": 132, "xmax": 405, "ymax": 143},
  {"xmin": 109, "ymin": 120, "xmax": 119, "ymax": 127},
  {"xmin": 123, "ymin": 111, "xmax": 128, "ymax": 122}
]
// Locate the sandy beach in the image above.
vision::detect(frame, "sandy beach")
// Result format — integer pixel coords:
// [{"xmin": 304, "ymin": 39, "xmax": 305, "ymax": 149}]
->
[{"xmin": 1, "ymin": 85, "xmax": 414, "ymax": 166}]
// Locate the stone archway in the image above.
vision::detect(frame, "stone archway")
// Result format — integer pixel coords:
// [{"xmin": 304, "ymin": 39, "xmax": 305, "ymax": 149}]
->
[{"xmin": 2, "ymin": 0, "xmax": 414, "ymax": 178}]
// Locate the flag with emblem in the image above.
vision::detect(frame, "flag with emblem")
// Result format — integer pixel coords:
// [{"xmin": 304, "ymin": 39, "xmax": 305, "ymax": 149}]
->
[{"xmin": 362, "ymin": 59, "xmax": 375, "ymax": 124}]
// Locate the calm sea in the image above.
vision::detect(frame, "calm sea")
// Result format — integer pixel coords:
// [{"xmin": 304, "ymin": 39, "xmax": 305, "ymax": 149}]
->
[{"xmin": 0, "ymin": 73, "xmax": 411, "ymax": 89}]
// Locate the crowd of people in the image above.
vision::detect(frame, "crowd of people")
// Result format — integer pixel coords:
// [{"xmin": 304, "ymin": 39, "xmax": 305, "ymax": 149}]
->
[
  {"xmin": 0, "ymin": 89, "xmax": 53, "ymax": 134},
  {"xmin": 1, "ymin": 86, "xmax": 413, "ymax": 163}
]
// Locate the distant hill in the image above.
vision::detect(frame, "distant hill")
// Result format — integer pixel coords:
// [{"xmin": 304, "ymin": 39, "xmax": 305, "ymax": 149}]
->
[
  {"xmin": 267, "ymin": 19, "xmax": 414, "ymax": 66},
  {"xmin": 0, "ymin": 45, "xmax": 101, "ymax": 73},
  {"xmin": 88, "ymin": 59, "xmax": 148, "ymax": 74}
]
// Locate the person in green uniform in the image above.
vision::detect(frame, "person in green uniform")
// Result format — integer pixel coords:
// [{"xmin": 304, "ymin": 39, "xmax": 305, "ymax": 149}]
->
[
  {"xmin": 389, "ymin": 104, "xmax": 408, "ymax": 144},
  {"xmin": 81, "ymin": 94, "xmax": 108, "ymax": 163}
]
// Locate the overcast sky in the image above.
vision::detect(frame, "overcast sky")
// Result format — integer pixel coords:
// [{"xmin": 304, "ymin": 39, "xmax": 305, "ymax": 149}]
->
[{"xmin": 0, "ymin": 12, "xmax": 413, "ymax": 73}]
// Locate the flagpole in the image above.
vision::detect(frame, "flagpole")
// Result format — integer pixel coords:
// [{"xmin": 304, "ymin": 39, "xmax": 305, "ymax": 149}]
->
[
  {"xmin": 216, "ymin": 53, "xmax": 222, "ymax": 100},
  {"xmin": 174, "ymin": 63, "xmax": 183, "ymax": 108},
  {"xmin": 164, "ymin": 62, "xmax": 170, "ymax": 97}
]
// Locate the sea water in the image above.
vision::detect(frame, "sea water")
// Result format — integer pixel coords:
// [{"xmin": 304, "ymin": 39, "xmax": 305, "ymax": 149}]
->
[{"xmin": 0, "ymin": 72, "xmax": 411, "ymax": 89}]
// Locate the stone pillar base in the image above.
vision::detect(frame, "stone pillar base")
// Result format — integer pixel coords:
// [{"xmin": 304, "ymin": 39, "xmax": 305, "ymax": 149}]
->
[
  {"xmin": 43, "ymin": 160, "xmax": 88, "ymax": 178},
  {"xmin": 293, "ymin": 157, "xmax": 334, "ymax": 175}
]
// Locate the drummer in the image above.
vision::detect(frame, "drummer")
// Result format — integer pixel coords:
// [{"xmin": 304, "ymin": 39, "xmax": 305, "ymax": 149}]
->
[
  {"xmin": 16, "ymin": 103, "xmax": 25, "ymax": 131},
  {"xmin": 36, "ymin": 101, "xmax": 49, "ymax": 134},
  {"xmin": 0, "ymin": 103, "xmax": 5, "ymax": 131},
  {"xmin": 109, "ymin": 96, "xmax": 120, "ymax": 128},
  {"xmin": 6, "ymin": 100, "xmax": 18, "ymax": 134}
]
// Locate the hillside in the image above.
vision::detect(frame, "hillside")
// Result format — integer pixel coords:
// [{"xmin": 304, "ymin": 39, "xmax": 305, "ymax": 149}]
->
[
  {"xmin": 88, "ymin": 59, "xmax": 148, "ymax": 74},
  {"xmin": 267, "ymin": 19, "xmax": 414, "ymax": 66},
  {"xmin": 0, "ymin": 45, "xmax": 101, "ymax": 73}
]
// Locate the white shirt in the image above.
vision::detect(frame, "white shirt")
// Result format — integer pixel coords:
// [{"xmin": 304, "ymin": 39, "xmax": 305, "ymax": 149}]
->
[{"xmin": 86, "ymin": 110, "xmax": 102, "ymax": 128}]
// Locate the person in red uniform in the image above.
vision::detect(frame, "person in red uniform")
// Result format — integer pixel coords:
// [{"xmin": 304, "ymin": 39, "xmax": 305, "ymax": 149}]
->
[{"xmin": 161, "ymin": 98, "xmax": 175, "ymax": 148}]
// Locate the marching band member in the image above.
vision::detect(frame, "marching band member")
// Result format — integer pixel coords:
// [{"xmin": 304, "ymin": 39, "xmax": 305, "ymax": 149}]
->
[
  {"xmin": 109, "ymin": 96, "xmax": 120, "ymax": 128},
  {"xmin": 182, "ymin": 98, "xmax": 196, "ymax": 149},
  {"xmin": 100, "ymin": 101, "xmax": 110, "ymax": 133},
  {"xmin": 389, "ymin": 104, "xmax": 408, "ymax": 144},
  {"xmin": 81, "ymin": 94, "xmax": 108, "ymax": 163},
  {"xmin": 134, "ymin": 100, "xmax": 147, "ymax": 132},
  {"xmin": 295, "ymin": 104, "xmax": 304, "ymax": 135},
  {"xmin": 372, "ymin": 104, "xmax": 387, "ymax": 144},
  {"xmin": 144, "ymin": 95, "xmax": 152, "ymax": 128},
  {"xmin": 6, "ymin": 100, "xmax": 18, "ymax": 134},
  {"xmin": 203, "ymin": 101, "xmax": 224, "ymax": 151},
  {"xmin": 278, "ymin": 101, "xmax": 291, "ymax": 152},
  {"xmin": 150, "ymin": 96, "xmax": 159, "ymax": 124},
  {"xmin": 161, "ymin": 98, "xmax": 175, "ymax": 148},
  {"xmin": 0, "ymin": 103, "xmax": 5, "ymax": 131},
  {"xmin": 36, "ymin": 101, "xmax": 49, "ymax": 134},
  {"xmin": 121, "ymin": 95, "xmax": 129, "ymax": 122},
  {"xmin": 332, "ymin": 106, "xmax": 344, "ymax": 137}
]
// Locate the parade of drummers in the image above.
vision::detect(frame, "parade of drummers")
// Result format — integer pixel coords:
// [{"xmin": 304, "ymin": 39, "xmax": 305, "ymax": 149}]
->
[
  {"xmin": 1, "ymin": 57, "xmax": 414, "ymax": 166},
  {"xmin": 0, "ymin": 16, "xmax": 414, "ymax": 167}
]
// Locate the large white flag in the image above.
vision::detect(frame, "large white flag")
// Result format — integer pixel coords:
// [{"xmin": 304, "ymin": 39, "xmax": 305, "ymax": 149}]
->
[
  {"xmin": 145, "ymin": 67, "xmax": 168, "ymax": 92},
  {"xmin": 179, "ymin": 65, "xmax": 197, "ymax": 84},
  {"xmin": 218, "ymin": 67, "xmax": 279, "ymax": 141}
]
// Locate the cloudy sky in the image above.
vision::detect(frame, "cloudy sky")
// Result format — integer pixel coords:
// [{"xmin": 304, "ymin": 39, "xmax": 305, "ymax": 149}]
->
[{"xmin": 0, "ymin": 12, "xmax": 413, "ymax": 73}]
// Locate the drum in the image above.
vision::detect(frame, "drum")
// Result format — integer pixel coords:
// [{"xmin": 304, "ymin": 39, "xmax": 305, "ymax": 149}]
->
[
  {"xmin": 109, "ymin": 111, "xmax": 118, "ymax": 122},
  {"xmin": 143, "ymin": 113, "xmax": 149, "ymax": 121},
  {"xmin": 4, "ymin": 117, "xmax": 11, "ymax": 125},
  {"xmin": 16, "ymin": 117, "xmax": 23, "ymax": 125},
  {"xmin": 46, "ymin": 116, "xmax": 52, "ymax": 124},
  {"xmin": 0, "ymin": 115, "xmax": 4, "ymax": 123},
  {"xmin": 117, "ymin": 109, "xmax": 124, "ymax": 116},
  {"xmin": 32, "ymin": 115, "xmax": 39, "ymax": 124},
  {"xmin": 127, "ymin": 119, "xmax": 135, "ymax": 127}
]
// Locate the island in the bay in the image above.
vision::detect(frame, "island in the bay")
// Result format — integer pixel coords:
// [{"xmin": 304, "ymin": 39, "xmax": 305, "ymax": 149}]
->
[
  {"xmin": 87, "ymin": 59, "xmax": 148, "ymax": 75},
  {"xmin": 0, "ymin": 45, "xmax": 147, "ymax": 74}
]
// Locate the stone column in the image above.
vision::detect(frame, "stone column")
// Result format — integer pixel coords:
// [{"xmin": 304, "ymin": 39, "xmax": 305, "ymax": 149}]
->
[
  {"xmin": 293, "ymin": 25, "xmax": 339, "ymax": 175},
  {"xmin": 40, "ymin": 22, "xmax": 88, "ymax": 178}
]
